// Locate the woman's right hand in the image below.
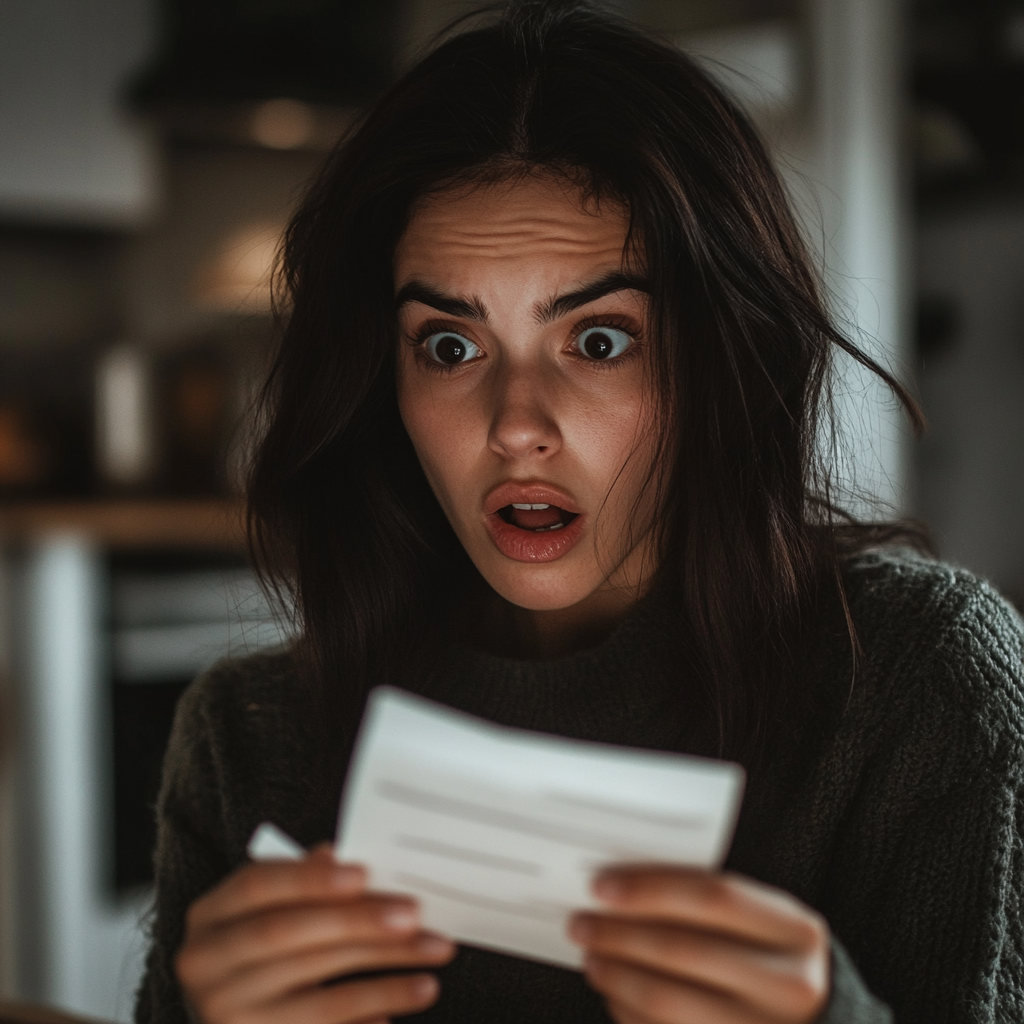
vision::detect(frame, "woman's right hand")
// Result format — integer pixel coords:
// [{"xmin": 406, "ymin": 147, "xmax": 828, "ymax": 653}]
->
[{"xmin": 176, "ymin": 845, "xmax": 456, "ymax": 1024}]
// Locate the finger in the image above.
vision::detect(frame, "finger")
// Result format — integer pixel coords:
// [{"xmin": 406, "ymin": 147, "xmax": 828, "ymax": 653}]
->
[
  {"xmin": 189, "ymin": 848, "xmax": 366, "ymax": 932},
  {"xmin": 179, "ymin": 896, "xmax": 421, "ymax": 989},
  {"xmin": 276, "ymin": 971, "xmax": 440, "ymax": 1024},
  {"xmin": 571, "ymin": 914, "xmax": 825, "ymax": 1019},
  {"xmin": 585, "ymin": 954, "xmax": 759, "ymax": 1024},
  {"xmin": 593, "ymin": 868, "xmax": 826, "ymax": 952},
  {"xmin": 213, "ymin": 933, "xmax": 456, "ymax": 1008}
]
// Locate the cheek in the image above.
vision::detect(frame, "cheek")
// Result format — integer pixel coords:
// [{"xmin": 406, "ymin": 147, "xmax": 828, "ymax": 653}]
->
[
  {"xmin": 574, "ymin": 383, "xmax": 656, "ymax": 490},
  {"xmin": 396, "ymin": 365, "xmax": 476, "ymax": 514},
  {"xmin": 572, "ymin": 384, "xmax": 661, "ymax": 552}
]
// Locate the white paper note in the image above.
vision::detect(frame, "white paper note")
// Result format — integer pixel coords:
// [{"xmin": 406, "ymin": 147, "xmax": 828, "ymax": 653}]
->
[
  {"xmin": 248, "ymin": 821, "xmax": 305, "ymax": 861},
  {"xmin": 335, "ymin": 687, "xmax": 745, "ymax": 969}
]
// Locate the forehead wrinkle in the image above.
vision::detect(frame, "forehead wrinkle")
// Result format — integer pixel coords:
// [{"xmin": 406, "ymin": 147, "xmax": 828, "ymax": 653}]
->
[
  {"xmin": 406, "ymin": 208, "xmax": 626, "ymax": 255},
  {"xmin": 414, "ymin": 233, "xmax": 625, "ymax": 259},
  {"xmin": 398, "ymin": 181, "xmax": 634, "ymax": 321},
  {"xmin": 416, "ymin": 205, "xmax": 604, "ymax": 229}
]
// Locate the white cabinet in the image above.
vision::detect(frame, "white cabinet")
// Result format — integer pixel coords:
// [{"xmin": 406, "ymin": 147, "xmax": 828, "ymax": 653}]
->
[
  {"xmin": 14, "ymin": 537, "xmax": 149, "ymax": 1021},
  {"xmin": 1, "ymin": 524, "xmax": 292, "ymax": 1021}
]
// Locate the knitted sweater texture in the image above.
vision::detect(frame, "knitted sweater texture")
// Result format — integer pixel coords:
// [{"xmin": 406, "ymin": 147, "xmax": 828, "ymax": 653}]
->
[{"xmin": 135, "ymin": 551, "xmax": 1024, "ymax": 1023}]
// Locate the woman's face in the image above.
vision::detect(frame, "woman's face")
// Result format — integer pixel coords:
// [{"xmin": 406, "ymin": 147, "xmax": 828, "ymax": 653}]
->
[{"xmin": 395, "ymin": 174, "xmax": 660, "ymax": 615}]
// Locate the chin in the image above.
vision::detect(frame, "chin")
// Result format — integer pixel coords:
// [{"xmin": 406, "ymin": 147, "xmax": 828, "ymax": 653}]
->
[{"xmin": 480, "ymin": 563, "xmax": 599, "ymax": 612}]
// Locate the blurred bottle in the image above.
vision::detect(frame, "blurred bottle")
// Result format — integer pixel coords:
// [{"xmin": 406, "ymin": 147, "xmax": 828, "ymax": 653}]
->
[
  {"xmin": 0, "ymin": 404, "xmax": 48, "ymax": 493},
  {"xmin": 160, "ymin": 345, "xmax": 231, "ymax": 495},
  {"xmin": 95, "ymin": 346, "xmax": 157, "ymax": 490},
  {"xmin": 0, "ymin": 348, "xmax": 92, "ymax": 499}
]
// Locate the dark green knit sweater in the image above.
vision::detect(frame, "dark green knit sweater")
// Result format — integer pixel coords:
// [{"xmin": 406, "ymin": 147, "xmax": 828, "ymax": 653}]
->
[{"xmin": 136, "ymin": 551, "xmax": 1024, "ymax": 1024}]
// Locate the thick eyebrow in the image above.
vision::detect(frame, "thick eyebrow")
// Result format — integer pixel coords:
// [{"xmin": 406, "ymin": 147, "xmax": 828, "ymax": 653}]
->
[
  {"xmin": 535, "ymin": 271, "xmax": 650, "ymax": 324},
  {"xmin": 394, "ymin": 270, "xmax": 649, "ymax": 325},
  {"xmin": 394, "ymin": 281, "xmax": 488, "ymax": 321}
]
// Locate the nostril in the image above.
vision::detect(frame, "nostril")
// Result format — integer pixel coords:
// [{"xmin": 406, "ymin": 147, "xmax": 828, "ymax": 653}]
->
[{"xmin": 486, "ymin": 418, "xmax": 559, "ymax": 458}]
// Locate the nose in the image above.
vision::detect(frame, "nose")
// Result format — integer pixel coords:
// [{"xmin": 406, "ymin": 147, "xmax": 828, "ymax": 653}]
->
[{"xmin": 487, "ymin": 362, "xmax": 562, "ymax": 461}]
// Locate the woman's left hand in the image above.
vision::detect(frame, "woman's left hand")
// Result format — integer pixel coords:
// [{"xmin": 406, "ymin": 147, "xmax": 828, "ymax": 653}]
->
[{"xmin": 569, "ymin": 867, "xmax": 830, "ymax": 1024}]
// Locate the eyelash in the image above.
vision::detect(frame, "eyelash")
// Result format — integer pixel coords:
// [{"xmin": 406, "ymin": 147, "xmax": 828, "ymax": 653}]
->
[
  {"xmin": 569, "ymin": 314, "xmax": 644, "ymax": 369},
  {"xmin": 408, "ymin": 319, "xmax": 473, "ymax": 375},
  {"xmin": 407, "ymin": 315, "xmax": 644, "ymax": 374}
]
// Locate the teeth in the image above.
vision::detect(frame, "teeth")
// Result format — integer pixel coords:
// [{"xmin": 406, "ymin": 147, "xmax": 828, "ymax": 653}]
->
[
  {"xmin": 534, "ymin": 522, "xmax": 565, "ymax": 532},
  {"xmin": 512, "ymin": 503, "xmax": 551, "ymax": 510}
]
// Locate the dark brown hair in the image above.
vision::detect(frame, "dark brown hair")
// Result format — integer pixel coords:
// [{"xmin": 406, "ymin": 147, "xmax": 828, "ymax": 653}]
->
[{"xmin": 248, "ymin": 0, "xmax": 924, "ymax": 767}]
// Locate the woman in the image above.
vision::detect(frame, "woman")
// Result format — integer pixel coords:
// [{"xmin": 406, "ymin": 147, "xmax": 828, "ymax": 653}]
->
[{"xmin": 137, "ymin": 4, "xmax": 1024, "ymax": 1024}]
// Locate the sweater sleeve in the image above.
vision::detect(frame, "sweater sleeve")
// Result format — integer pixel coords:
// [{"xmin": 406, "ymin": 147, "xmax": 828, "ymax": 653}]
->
[
  {"xmin": 817, "ymin": 938, "xmax": 892, "ymax": 1024},
  {"xmin": 134, "ymin": 675, "xmax": 234, "ymax": 1024},
  {"xmin": 823, "ymin": 577, "xmax": 1024, "ymax": 1023}
]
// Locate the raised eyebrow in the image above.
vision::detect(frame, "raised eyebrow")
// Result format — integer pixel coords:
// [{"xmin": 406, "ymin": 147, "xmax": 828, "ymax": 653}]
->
[
  {"xmin": 394, "ymin": 281, "xmax": 488, "ymax": 322},
  {"xmin": 535, "ymin": 272, "xmax": 651, "ymax": 324}
]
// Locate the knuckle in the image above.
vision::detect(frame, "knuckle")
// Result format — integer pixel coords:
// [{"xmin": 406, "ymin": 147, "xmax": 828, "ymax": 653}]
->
[
  {"xmin": 795, "ymin": 911, "xmax": 828, "ymax": 951},
  {"xmin": 582, "ymin": 918, "xmax": 612, "ymax": 951},
  {"xmin": 235, "ymin": 868, "xmax": 267, "ymax": 905},
  {"xmin": 696, "ymin": 875, "xmax": 734, "ymax": 915},
  {"xmin": 251, "ymin": 911, "xmax": 297, "ymax": 948},
  {"xmin": 641, "ymin": 924, "xmax": 681, "ymax": 962},
  {"xmin": 184, "ymin": 895, "xmax": 218, "ymax": 937},
  {"xmin": 663, "ymin": 928, "xmax": 702, "ymax": 967},
  {"xmin": 305, "ymin": 857, "xmax": 337, "ymax": 886}
]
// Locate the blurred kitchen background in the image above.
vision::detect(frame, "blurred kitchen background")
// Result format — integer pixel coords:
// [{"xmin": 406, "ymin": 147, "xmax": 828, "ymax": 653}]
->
[{"xmin": 0, "ymin": 0, "xmax": 1020, "ymax": 1019}]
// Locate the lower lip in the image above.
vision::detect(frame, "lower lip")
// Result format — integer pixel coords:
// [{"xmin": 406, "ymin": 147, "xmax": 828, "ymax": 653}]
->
[{"xmin": 484, "ymin": 512, "xmax": 585, "ymax": 563}]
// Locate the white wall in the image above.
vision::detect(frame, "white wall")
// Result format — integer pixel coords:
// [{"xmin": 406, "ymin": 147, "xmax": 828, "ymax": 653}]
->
[
  {"xmin": 799, "ymin": 0, "xmax": 912, "ymax": 514},
  {"xmin": 0, "ymin": 0, "xmax": 159, "ymax": 227},
  {"xmin": 916, "ymin": 200, "xmax": 1024, "ymax": 599},
  {"xmin": 691, "ymin": 0, "xmax": 913, "ymax": 513}
]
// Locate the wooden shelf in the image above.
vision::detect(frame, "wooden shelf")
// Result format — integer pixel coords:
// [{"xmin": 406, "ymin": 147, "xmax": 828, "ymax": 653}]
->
[{"xmin": 0, "ymin": 498, "xmax": 247, "ymax": 549}]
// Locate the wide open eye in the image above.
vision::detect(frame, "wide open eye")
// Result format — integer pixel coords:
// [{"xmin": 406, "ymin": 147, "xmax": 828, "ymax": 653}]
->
[
  {"xmin": 574, "ymin": 326, "xmax": 632, "ymax": 361},
  {"xmin": 423, "ymin": 331, "xmax": 481, "ymax": 366}
]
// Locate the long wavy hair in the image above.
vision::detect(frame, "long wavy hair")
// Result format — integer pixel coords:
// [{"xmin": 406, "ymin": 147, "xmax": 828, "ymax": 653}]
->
[{"xmin": 248, "ymin": 0, "xmax": 924, "ymax": 768}]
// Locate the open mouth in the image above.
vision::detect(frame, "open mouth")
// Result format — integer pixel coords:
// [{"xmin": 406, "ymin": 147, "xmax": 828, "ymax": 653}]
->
[
  {"xmin": 483, "ymin": 486, "xmax": 585, "ymax": 562},
  {"xmin": 495, "ymin": 503, "xmax": 580, "ymax": 533}
]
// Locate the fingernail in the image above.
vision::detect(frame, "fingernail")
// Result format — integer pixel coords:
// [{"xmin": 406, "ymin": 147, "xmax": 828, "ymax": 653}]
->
[
  {"xmin": 593, "ymin": 874, "xmax": 625, "ymax": 903},
  {"xmin": 382, "ymin": 902, "xmax": 419, "ymax": 931},
  {"xmin": 410, "ymin": 974, "xmax": 439, "ymax": 1001},
  {"xmin": 416, "ymin": 934, "xmax": 454, "ymax": 956},
  {"xmin": 568, "ymin": 915, "xmax": 593, "ymax": 944}
]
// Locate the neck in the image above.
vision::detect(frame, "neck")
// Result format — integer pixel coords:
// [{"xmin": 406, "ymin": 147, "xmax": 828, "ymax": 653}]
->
[{"xmin": 474, "ymin": 581, "xmax": 644, "ymax": 660}]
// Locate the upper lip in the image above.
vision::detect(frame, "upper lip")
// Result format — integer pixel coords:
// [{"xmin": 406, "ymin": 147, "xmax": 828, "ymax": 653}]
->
[{"xmin": 483, "ymin": 481, "xmax": 584, "ymax": 516}]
